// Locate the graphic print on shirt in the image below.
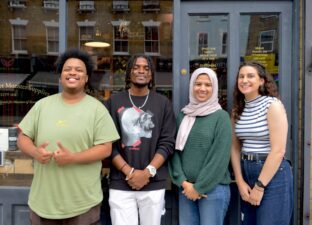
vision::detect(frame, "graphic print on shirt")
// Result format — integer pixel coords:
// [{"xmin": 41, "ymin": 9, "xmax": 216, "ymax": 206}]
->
[{"xmin": 118, "ymin": 106, "xmax": 154, "ymax": 150}]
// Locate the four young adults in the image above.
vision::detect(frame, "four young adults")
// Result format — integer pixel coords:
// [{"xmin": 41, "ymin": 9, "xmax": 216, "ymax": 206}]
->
[{"xmin": 18, "ymin": 47, "xmax": 293, "ymax": 225}]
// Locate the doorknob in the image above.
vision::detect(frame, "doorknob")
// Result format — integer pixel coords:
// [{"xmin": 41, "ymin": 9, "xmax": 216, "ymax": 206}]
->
[{"xmin": 181, "ymin": 68, "xmax": 187, "ymax": 75}]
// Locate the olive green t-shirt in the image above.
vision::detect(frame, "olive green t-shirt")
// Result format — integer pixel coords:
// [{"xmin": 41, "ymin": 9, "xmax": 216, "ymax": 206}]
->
[{"xmin": 19, "ymin": 93, "xmax": 119, "ymax": 219}]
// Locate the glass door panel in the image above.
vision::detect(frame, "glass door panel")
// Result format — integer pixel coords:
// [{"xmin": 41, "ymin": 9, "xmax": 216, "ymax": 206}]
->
[
  {"xmin": 189, "ymin": 15, "xmax": 228, "ymax": 109},
  {"xmin": 240, "ymin": 14, "xmax": 280, "ymax": 85}
]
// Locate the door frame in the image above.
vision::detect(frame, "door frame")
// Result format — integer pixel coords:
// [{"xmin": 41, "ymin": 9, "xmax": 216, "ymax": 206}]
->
[{"xmin": 303, "ymin": 0, "xmax": 312, "ymax": 223}]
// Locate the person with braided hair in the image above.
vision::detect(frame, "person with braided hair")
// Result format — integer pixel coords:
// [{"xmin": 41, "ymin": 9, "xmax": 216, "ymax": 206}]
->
[{"xmin": 105, "ymin": 54, "xmax": 176, "ymax": 225}]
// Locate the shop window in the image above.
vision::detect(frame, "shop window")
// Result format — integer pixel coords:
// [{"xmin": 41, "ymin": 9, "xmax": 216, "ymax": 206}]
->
[
  {"xmin": 221, "ymin": 32, "xmax": 227, "ymax": 55},
  {"xmin": 112, "ymin": 0, "xmax": 130, "ymax": 12},
  {"xmin": 198, "ymin": 32, "xmax": 208, "ymax": 56},
  {"xmin": 8, "ymin": 0, "xmax": 27, "ymax": 9},
  {"xmin": 259, "ymin": 30, "xmax": 275, "ymax": 52},
  {"xmin": 112, "ymin": 20, "xmax": 129, "ymax": 55},
  {"xmin": 9, "ymin": 18, "xmax": 28, "ymax": 54},
  {"xmin": 43, "ymin": 0, "xmax": 59, "ymax": 10}
]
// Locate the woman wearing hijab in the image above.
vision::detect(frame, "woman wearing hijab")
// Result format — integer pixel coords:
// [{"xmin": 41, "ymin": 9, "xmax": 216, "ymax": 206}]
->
[{"xmin": 169, "ymin": 68, "xmax": 232, "ymax": 225}]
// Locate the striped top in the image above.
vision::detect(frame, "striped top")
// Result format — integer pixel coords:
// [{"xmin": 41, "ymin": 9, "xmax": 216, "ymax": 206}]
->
[{"xmin": 235, "ymin": 95, "xmax": 279, "ymax": 154}]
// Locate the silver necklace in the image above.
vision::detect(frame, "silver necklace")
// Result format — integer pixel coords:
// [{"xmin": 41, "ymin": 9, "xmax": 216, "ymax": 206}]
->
[{"xmin": 128, "ymin": 90, "xmax": 150, "ymax": 109}]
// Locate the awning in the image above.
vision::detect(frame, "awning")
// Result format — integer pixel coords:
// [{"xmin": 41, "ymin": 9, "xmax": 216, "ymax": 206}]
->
[
  {"xmin": 27, "ymin": 72, "xmax": 59, "ymax": 88},
  {"xmin": 0, "ymin": 73, "xmax": 29, "ymax": 91}
]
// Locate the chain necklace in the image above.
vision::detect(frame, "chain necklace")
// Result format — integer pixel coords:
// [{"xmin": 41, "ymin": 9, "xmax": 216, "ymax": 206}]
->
[{"xmin": 128, "ymin": 90, "xmax": 150, "ymax": 109}]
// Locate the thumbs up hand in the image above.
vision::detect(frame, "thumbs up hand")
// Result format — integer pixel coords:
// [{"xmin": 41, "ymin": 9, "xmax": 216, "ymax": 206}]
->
[
  {"xmin": 53, "ymin": 141, "xmax": 74, "ymax": 166},
  {"xmin": 35, "ymin": 142, "xmax": 53, "ymax": 164}
]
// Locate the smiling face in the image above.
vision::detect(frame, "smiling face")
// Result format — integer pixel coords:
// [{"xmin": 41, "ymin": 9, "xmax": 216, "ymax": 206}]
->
[
  {"xmin": 130, "ymin": 57, "xmax": 152, "ymax": 88},
  {"xmin": 60, "ymin": 58, "xmax": 88, "ymax": 93},
  {"xmin": 193, "ymin": 74, "xmax": 213, "ymax": 102},
  {"xmin": 237, "ymin": 65, "xmax": 264, "ymax": 100}
]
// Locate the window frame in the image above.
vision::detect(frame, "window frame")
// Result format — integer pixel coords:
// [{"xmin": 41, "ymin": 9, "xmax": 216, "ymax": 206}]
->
[
  {"xmin": 111, "ymin": 20, "xmax": 130, "ymax": 55},
  {"xmin": 197, "ymin": 32, "xmax": 208, "ymax": 56},
  {"xmin": 77, "ymin": 20, "xmax": 96, "ymax": 49},
  {"xmin": 9, "ymin": 18, "xmax": 28, "ymax": 54},
  {"xmin": 43, "ymin": 20, "xmax": 59, "ymax": 55},
  {"xmin": 221, "ymin": 32, "xmax": 227, "ymax": 55},
  {"xmin": 259, "ymin": 29, "xmax": 275, "ymax": 52},
  {"xmin": 142, "ymin": 20, "xmax": 161, "ymax": 56}
]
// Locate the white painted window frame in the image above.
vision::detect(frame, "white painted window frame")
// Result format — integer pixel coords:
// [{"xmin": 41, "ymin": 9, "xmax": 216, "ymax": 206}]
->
[
  {"xmin": 43, "ymin": 20, "xmax": 59, "ymax": 55},
  {"xmin": 111, "ymin": 20, "xmax": 130, "ymax": 55},
  {"xmin": 142, "ymin": 20, "xmax": 161, "ymax": 56},
  {"xmin": 9, "ymin": 18, "xmax": 28, "ymax": 54}
]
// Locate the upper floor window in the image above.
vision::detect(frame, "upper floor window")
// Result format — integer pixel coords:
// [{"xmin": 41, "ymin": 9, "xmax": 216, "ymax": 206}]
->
[
  {"xmin": 259, "ymin": 30, "xmax": 275, "ymax": 52},
  {"xmin": 142, "ymin": 0, "xmax": 160, "ymax": 12},
  {"xmin": 78, "ymin": 1, "xmax": 95, "ymax": 13},
  {"xmin": 221, "ymin": 32, "xmax": 227, "ymax": 55},
  {"xmin": 43, "ymin": 20, "xmax": 59, "ymax": 55},
  {"xmin": 112, "ymin": 0, "xmax": 130, "ymax": 12},
  {"xmin": 9, "ymin": 18, "xmax": 28, "ymax": 54},
  {"xmin": 77, "ymin": 20, "xmax": 96, "ymax": 48},
  {"xmin": 8, "ymin": 0, "xmax": 27, "ymax": 9},
  {"xmin": 198, "ymin": 32, "xmax": 208, "ymax": 56},
  {"xmin": 43, "ymin": 0, "xmax": 59, "ymax": 10},
  {"xmin": 112, "ymin": 20, "xmax": 130, "ymax": 55},
  {"xmin": 142, "ymin": 20, "xmax": 160, "ymax": 56}
]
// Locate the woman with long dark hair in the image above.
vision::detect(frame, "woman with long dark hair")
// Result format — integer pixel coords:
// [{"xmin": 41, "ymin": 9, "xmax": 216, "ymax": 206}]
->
[{"xmin": 231, "ymin": 61, "xmax": 293, "ymax": 225}]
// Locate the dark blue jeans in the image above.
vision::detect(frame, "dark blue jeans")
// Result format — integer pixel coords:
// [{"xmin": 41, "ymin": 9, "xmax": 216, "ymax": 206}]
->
[
  {"xmin": 179, "ymin": 184, "xmax": 230, "ymax": 225},
  {"xmin": 241, "ymin": 159, "xmax": 293, "ymax": 225}
]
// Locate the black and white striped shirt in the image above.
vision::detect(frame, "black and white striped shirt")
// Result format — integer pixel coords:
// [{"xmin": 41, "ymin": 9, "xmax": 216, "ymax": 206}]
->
[{"xmin": 235, "ymin": 95, "xmax": 279, "ymax": 154}]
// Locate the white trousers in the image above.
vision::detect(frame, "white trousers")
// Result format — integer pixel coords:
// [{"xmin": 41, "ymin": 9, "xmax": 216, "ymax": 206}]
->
[{"xmin": 109, "ymin": 189, "xmax": 165, "ymax": 225}]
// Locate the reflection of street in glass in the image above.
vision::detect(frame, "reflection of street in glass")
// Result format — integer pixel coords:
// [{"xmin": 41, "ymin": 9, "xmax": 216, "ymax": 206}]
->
[
  {"xmin": 0, "ymin": 158, "xmax": 14, "ymax": 177},
  {"xmin": 0, "ymin": 100, "xmax": 36, "ymax": 105}
]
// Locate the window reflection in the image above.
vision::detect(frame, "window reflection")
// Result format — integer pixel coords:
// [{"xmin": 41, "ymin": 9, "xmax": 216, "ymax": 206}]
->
[
  {"xmin": 0, "ymin": 1, "xmax": 173, "ymax": 127},
  {"xmin": 240, "ymin": 14, "xmax": 279, "ymax": 84},
  {"xmin": 260, "ymin": 30, "xmax": 275, "ymax": 52},
  {"xmin": 189, "ymin": 15, "xmax": 228, "ymax": 109}
]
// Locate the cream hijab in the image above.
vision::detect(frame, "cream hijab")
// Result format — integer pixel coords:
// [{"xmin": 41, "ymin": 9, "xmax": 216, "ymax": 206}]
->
[{"xmin": 175, "ymin": 68, "xmax": 221, "ymax": 151}]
